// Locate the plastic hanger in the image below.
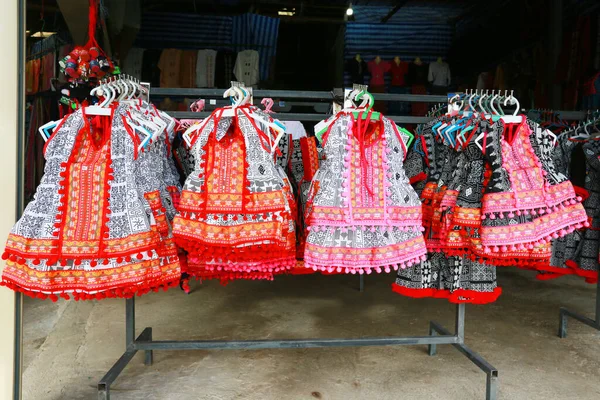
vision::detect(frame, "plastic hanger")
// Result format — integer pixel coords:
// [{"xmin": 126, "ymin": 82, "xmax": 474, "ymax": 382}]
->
[
  {"xmin": 38, "ymin": 120, "xmax": 60, "ymax": 142},
  {"xmin": 352, "ymin": 90, "xmax": 380, "ymax": 121},
  {"xmin": 315, "ymin": 88, "xmax": 359, "ymax": 141},
  {"xmin": 85, "ymin": 83, "xmax": 113, "ymax": 116},
  {"xmin": 500, "ymin": 91, "xmax": 522, "ymax": 124}
]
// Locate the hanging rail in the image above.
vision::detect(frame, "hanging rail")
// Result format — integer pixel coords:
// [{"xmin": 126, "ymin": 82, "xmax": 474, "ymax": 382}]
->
[{"xmin": 149, "ymin": 88, "xmax": 448, "ymax": 124}]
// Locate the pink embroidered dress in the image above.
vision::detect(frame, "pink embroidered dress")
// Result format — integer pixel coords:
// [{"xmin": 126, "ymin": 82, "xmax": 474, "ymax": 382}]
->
[
  {"xmin": 304, "ymin": 111, "xmax": 427, "ymax": 274},
  {"xmin": 480, "ymin": 118, "xmax": 588, "ymax": 257}
]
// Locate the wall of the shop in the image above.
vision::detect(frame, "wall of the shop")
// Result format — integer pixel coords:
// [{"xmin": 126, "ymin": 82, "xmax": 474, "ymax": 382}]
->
[{"xmin": 0, "ymin": 0, "xmax": 21, "ymax": 397}]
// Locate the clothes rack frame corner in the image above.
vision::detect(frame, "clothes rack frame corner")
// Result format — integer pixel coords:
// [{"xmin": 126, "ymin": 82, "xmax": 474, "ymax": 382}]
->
[
  {"xmin": 558, "ymin": 276, "xmax": 600, "ymax": 337},
  {"xmin": 97, "ymin": 297, "xmax": 498, "ymax": 400},
  {"xmin": 98, "ymin": 88, "xmax": 497, "ymax": 400}
]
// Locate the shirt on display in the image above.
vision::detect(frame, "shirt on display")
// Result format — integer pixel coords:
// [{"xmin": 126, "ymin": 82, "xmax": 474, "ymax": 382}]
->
[
  {"xmin": 234, "ymin": 50, "xmax": 260, "ymax": 86},
  {"xmin": 122, "ymin": 47, "xmax": 145, "ymax": 81},
  {"xmin": 367, "ymin": 60, "xmax": 391, "ymax": 86},
  {"xmin": 195, "ymin": 49, "xmax": 217, "ymax": 88},
  {"xmin": 390, "ymin": 61, "xmax": 409, "ymax": 86},
  {"xmin": 428, "ymin": 61, "xmax": 451, "ymax": 87},
  {"xmin": 180, "ymin": 50, "xmax": 198, "ymax": 88},
  {"xmin": 158, "ymin": 48, "xmax": 183, "ymax": 88}
]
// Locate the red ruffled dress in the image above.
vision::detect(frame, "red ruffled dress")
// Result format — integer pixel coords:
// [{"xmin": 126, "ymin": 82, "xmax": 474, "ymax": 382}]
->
[
  {"xmin": 173, "ymin": 107, "xmax": 296, "ymax": 283},
  {"xmin": 1, "ymin": 105, "xmax": 181, "ymax": 300}
]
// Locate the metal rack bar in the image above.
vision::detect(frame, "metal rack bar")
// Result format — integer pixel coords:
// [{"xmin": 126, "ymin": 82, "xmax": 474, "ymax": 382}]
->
[
  {"xmin": 558, "ymin": 276, "xmax": 600, "ymax": 338},
  {"xmin": 165, "ymin": 111, "xmax": 433, "ymax": 124},
  {"xmin": 149, "ymin": 88, "xmax": 448, "ymax": 104},
  {"xmin": 152, "ymin": 88, "xmax": 445, "ymax": 124},
  {"xmin": 98, "ymin": 298, "xmax": 498, "ymax": 400}
]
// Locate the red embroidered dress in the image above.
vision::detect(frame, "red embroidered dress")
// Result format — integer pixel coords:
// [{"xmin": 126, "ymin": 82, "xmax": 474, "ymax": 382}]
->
[
  {"xmin": 1, "ymin": 106, "xmax": 180, "ymax": 300},
  {"xmin": 304, "ymin": 112, "xmax": 427, "ymax": 274},
  {"xmin": 173, "ymin": 107, "xmax": 296, "ymax": 281}
]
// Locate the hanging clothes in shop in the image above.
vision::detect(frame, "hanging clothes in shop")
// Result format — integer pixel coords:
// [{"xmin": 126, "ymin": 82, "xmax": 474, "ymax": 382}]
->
[
  {"xmin": 195, "ymin": 49, "xmax": 217, "ymax": 88},
  {"xmin": 368, "ymin": 58, "xmax": 391, "ymax": 114},
  {"xmin": 428, "ymin": 60, "xmax": 451, "ymax": 94},
  {"xmin": 275, "ymin": 128, "xmax": 320, "ymax": 261},
  {"xmin": 158, "ymin": 48, "xmax": 183, "ymax": 88},
  {"xmin": 122, "ymin": 47, "xmax": 145, "ymax": 81},
  {"xmin": 543, "ymin": 131, "xmax": 600, "ymax": 283},
  {"xmin": 346, "ymin": 56, "xmax": 368, "ymax": 85},
  {"xmin": 216, "ymin": 51, "xmax": 235, "ymax": 89},
  {"xmin": 408, "ymin": 60, "xmax": 429, "ymax": 117},
  {"xmin": 389, "ymin": 58, "xmax": 410, "ymax": 115},
  {"xmin": 305, "ymin": 109, "xmax": 427, "ymax": 275},
  {"xmin": 1, "ymin": 97, "xmax": 183, "ymax": 300},
  {"xmin": 393, "ymin": 104, "xmax": 589, "ymax": 304},
  {"xmin": 179, "ymin": 50, "xmax": 198, "ymax": 88},
  {"xmin": 234, "ymin": 50, "xmax": 260, "ymax": 86}
]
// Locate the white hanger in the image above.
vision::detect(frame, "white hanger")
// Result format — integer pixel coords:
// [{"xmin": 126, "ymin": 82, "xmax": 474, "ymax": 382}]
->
[
  {"xmin": 99, "ymin": 77, "xmax": 115, "ymax": 107},
  {"xmin": 341, "ymin": 88, "xmax": 360, "ymax": 112},
  {"xmin": 448, "ymin": 93, "xmax": 463, "ymax": 113},
  {"xmin": 489, "ymin": 90, "xmax": 499, "ymax": 115},
  {"xmin": 220, "ymin": 86, "xmax": 243, "ymax": 117},
  {"xmin": 38, "ymin": 119, "xmax": 61, "ymax": 142},
  {"xmin": 354, "ymin": 90, "xmax": 372, "ymax": 110},
  {"xmin": 462, "ymin": 89, "xmax": 475, "ymax": 117},
  {"xmin": 86, "ymin": 83, "xmax": 113, "ymax": 116},
  {"xmin": 478, "ymin": 90, "xmax": 489, "ymax": 114},
  {"xmin": 501, "ymin": 90, "xmax": 522, "ymax": 123}
]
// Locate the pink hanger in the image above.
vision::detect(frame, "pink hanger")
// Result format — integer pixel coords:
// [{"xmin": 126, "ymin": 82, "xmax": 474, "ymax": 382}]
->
[{"xmin": 261, "ymin": 98, "xmax": 275, "ymax": 113}]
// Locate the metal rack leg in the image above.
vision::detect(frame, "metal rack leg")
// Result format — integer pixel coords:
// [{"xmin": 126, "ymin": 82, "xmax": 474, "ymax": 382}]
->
[
  {"xmin": 429, "ymin": 304, "xmax": 498, "ymax": 400},
  {"xmin": 558, "ymin": 276, "xmax": 600, "ymax": 338},
  {"xmin": 98, "ymin": 298, "xmax": 153, "ymax": 400},
  {"xmin": 144, "ymin": 328, "xmax": 153, "ymax": 366},
  {"xmin": 359, "ymin": 275, "xmax": 365, "ymax": 292}
]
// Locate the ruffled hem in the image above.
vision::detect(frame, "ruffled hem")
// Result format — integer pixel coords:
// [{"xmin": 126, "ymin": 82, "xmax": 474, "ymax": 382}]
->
[
  {"xmin": 535, "ymin": 261, "xmax": 598, "ymax": 284},
  {"xmin": 187, "ymin": 270, "xmax": 277, "ymax": 283},
  {"xmin": 304, "ymin": 253, "xmax": 427, "ymax": 275},
  {"xmin": 0, "ymin": 276, "xmax": 180, "ymax": 301},
  {"xmin": 391, "ymin": 284, "xmax": 502, "ymax": 304},
  {"xmin": 1, "ymin": 246, "xmax": 162, "ymax": 268},
  {"xmin": 190, "ymin": 257, "xmax": 296, "ymax": 274}
]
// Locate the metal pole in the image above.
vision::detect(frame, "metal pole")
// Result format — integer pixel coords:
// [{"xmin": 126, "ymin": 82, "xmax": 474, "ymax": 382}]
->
[
  {"xmin": 595, "ymin": 276, "xmax": 600, "ymax": 324},
  {"xmin": 558, "ymin": 276, "xmax": 600, "ymax": 338},
  {"xmin": 359, "ymin": 275, "xmax": 364, "ymax": 292},
  {"xmin": 126, "ymin": 298, "xmax": 135, "ymax": 348},
  {"xmin": 455, "ymin": 303, "xmax": 465, "ymax": 343}
]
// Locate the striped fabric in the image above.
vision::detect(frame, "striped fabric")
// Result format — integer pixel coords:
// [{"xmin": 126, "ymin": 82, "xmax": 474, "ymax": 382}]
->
[
  {"xmin": 351, "ymin": 3, "xmax": 465, "ymax": 24},
  {"xmin": 232, "ymin": 13, "xmax": 280, "ymax": 82},
  {"xmin": 135, "ymin": 12, "xmax": 233, "ymax": 50}
]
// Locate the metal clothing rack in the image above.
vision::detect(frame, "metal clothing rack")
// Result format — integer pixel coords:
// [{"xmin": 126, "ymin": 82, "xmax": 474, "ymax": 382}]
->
[
  {"xmin": 98, "ymin": 298, "xmax": 498, "ymax": 400},
  {"xmin": 97, "ymin": 89, "xmax": 497, "ymax": 400},
  {"xmin": 559, "ymin": 277, "xmax": 600, "ymax": 337},
  {"xmin": 149, "ymin": 87, "xmax": 448, "ymax": 124}
]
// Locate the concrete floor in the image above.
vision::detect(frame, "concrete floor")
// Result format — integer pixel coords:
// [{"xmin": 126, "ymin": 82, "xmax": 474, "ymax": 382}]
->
[{"xmin": 22, "ymin": 268, "xmax": 600, "ymax": 400}]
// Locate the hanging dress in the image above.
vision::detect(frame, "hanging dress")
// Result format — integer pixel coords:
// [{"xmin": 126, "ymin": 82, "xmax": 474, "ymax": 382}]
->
[
  {"xmin": 565, "ymin": 139, "xmax": 600, "ymax": 282},
  {"xmin": 304, "ymin": 111, "xmax": 427, "ymax": 274},
  {"xmin": 478, "ymin": 118, "xmax": 588, "ymax": 267},
  {"xmin": 173, "ymin": 106, "xmax": 296, "ymax": 282},
  {"xmin": 393, "ymin": 117, "xmax": 501, "ymax": 304},
  {"xmin": 1, "ymin": 105, "xmax": 181, "ymax": 300}
]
